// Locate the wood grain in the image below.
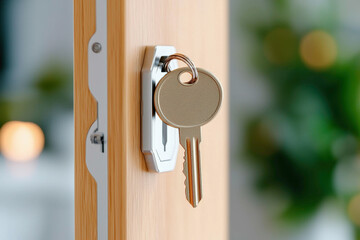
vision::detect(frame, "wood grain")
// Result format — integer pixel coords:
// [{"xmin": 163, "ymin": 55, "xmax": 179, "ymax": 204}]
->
[
  {"xmin": 74, "ymin": 0, "xmax": 97, "ymax": 239},
  {"xmin": 75, "ymin": 0, "xmax": 229, "ymax": 239}
]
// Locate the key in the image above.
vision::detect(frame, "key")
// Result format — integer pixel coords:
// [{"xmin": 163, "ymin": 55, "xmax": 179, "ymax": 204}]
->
[{"xmin": 154, "ymin": 67, "xmax": 223, "ymax": 207}]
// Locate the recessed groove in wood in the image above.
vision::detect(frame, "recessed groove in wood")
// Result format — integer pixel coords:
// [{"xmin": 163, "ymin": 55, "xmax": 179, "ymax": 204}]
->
[{"xmin": 74, "ymin": 0, "xmax": 97, "ymax": 239}]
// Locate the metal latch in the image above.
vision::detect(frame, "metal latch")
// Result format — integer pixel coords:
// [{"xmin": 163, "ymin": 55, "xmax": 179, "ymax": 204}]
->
[
  {"xmin": 141, "ymin": 46, "xmax": 179, "ymax": 172},
  {"xmin": 86, "ymin": 0, "xmax": 108, "ymax": 239}
]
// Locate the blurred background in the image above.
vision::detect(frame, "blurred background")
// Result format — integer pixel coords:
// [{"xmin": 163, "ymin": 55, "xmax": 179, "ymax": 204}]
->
[
  {"xmin": 0, "ymin": 0, "xmax": 74, "ymax": 239},
  {"xmin": 0, "ymin": 0, "xmax": 360, "ymax": 239},
  {"xmin": 230, "ymin": 0, "xmax": 360, "ymax": 239}
]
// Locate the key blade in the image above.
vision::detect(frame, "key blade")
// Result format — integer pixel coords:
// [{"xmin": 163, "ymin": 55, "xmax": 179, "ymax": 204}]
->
[{"xmin": 180, "ymin": 127, "xmax": 202, "ymax": 208}]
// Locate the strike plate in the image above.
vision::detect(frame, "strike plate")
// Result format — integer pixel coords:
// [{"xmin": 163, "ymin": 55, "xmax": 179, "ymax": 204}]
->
[
  {"xmin": 86, "ymin": 0, "xmax": 108, "ymax": 239},
  {"xmin": 141, "ymin": 46, "xmax": 179, "ymax": 172}
]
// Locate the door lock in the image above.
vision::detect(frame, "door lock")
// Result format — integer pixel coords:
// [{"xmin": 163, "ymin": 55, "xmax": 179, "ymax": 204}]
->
[{"xmin": 141, "ymin": 46, "xmax": 179, "ymax": 172}]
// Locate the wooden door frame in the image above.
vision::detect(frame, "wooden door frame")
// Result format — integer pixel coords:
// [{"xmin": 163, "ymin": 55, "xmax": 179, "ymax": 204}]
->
[{"xmin": 74, "ymin": 0, "xmax": 229, "ymax": 239}]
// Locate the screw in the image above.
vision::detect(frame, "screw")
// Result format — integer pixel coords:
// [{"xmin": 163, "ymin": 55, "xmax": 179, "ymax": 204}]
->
[{"xmin": 92, "ymin": 42, "xmax": 102, "ymax": 53}]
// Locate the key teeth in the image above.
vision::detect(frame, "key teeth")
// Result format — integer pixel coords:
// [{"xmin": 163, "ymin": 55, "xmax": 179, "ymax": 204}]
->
[
  {"xmin": 183, "ymin": 152, "xmax": 190, "ymax": 201},
  {"xmin": 183, "ymin": 152, "xmax": 188, "ymax": 185}
]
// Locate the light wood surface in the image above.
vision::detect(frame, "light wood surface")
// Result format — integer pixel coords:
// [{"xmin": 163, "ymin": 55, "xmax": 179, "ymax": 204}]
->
[{"xmin": 75, "ymin": 0, "xmax": 229, "ymax": 239}]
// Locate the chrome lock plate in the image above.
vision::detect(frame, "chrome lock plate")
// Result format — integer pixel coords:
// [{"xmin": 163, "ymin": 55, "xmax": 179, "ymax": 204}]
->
[
  {"xmin": 141, "ymin": 46, "xmax": 179, "ymax": 172},
  {"xmin": 86, "ymin": 0, "xmax": 108, "ymax": 238}
]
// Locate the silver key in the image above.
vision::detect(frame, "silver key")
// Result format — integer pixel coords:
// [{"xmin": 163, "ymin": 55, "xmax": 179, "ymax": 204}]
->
[{"xmin": 154, "ymin": 67, "xmax": 223, "ymax": 207}]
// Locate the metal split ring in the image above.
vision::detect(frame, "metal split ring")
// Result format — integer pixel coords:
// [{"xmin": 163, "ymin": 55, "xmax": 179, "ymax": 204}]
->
[{"xmin": 163, "ymin": 53, "xmax": 199, "ymax": 84}]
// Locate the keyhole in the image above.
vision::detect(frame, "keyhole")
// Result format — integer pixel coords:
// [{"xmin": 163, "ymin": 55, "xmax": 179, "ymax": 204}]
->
[{"xmin": 162, "ymin": 122, "xmax": 167, "ymax": 151}]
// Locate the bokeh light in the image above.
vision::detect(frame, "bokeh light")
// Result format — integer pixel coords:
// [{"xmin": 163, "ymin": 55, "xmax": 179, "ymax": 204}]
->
[
  {"xmin": 300, "ymin": 30, "xmax": 337, "ymax": 70},
  {"xmin": 264, "ymin": 27, "xmax": 298, "ymax": 65},
  {"xmin": 0, "ymin": 121, "xmax": 45, "ymax": 162},
  {"xmin": 348, "ymin": 194, "xmax": 360, "ymax": 226}
]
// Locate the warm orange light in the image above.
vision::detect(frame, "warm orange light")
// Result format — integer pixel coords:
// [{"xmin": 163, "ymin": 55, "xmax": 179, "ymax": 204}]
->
[
  {"xmin": 0, "ymin": 121, "xmax": 45, "ymax": 162},
  {"xmin": 300, "ymin": 30, "xmax": 337, "ymax": 70},
  {"xmin": 348, "ymin": 194, "xmax": 360, "ymax": 226}
]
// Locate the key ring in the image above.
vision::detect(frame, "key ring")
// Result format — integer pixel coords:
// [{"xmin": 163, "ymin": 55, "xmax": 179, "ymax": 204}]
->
[{"xmin": 163, "ymin": 53, "xmax": 199, "ymax": 84}]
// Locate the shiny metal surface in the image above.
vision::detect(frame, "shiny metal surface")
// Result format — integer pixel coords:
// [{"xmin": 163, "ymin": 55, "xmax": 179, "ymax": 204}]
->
[
  {"xmin": 163, "ymin": 53, "xmax": 199, "ymax": 84},
  {"xmin": 154, "ymin": 68, "xmax": 222, "ymax": 207},
  {"xmin": 141, "ymin": 46, "xmax": 180, "ymax": 172},
  {"xmin": 86, "ymin": 0, "xmax": 108, "ymax": 238}
]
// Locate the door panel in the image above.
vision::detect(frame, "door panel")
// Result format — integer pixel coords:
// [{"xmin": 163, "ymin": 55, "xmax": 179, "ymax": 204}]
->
[{"xmin": 74, "ymin": 0, "xmax": 228, "ymax": 239}]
